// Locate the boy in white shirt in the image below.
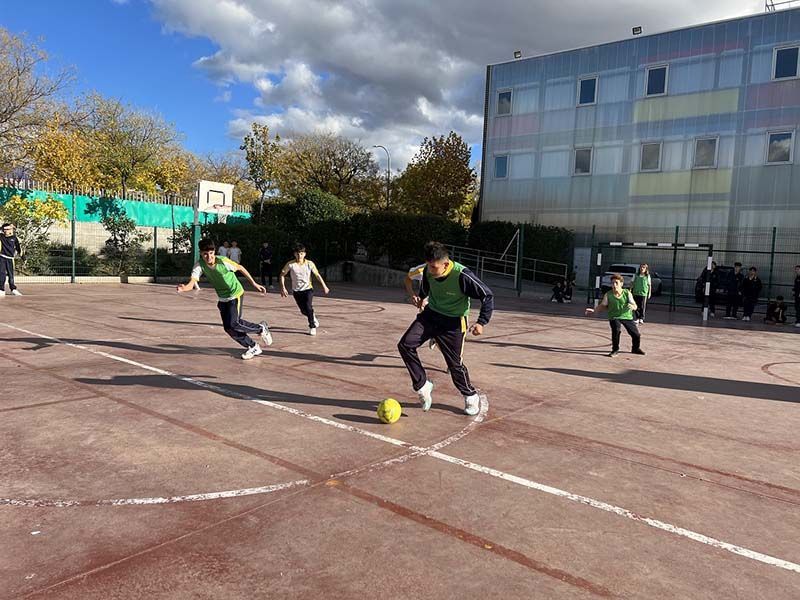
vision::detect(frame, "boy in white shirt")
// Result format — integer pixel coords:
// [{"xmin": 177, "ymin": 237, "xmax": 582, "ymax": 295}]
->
[
  {"xmin": 228, "ymin": 241, "xmax": 242, "ymax": 263},
  {"xmin": 279, "ymin": 243, "xmax": 330, "ymax": 335}
]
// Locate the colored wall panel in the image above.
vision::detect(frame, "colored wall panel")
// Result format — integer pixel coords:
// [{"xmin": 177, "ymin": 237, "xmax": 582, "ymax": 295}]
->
[
  {"xmin": 629, "ymin": 169, "xmax": 733, "ymax": 196},
  {"xmin": 633, "ymin": 89, "xmax": 739, "ymax": 123}
]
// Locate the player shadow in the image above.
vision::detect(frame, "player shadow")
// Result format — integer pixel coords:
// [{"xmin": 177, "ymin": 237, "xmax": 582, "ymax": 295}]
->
[
  {"xmin": 117, "ymin": 315, "xmax": 307, "ymax": 336},
  {"xmin": 1, "ymin": 336, "xmax": 404, "ymax": 368},
  {"xmin": 73, "ymin": 373, "xmax": 385, "ymax": 413},
  {"xmin": 494, "ymin": 365, "xmax": 800, "ymax": 404},
  {"xmin": 333, "ymin": 412, "xmax": 409, "ymax": 423},
  {"xmin": 478, "ymin": 339, "xmax": 608, "ymax": 355}
]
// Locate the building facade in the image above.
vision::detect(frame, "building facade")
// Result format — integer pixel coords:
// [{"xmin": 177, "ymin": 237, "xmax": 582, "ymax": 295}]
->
[{"xmin": 479, "ymin": 8, "xmax": 800, "ymax": 238}]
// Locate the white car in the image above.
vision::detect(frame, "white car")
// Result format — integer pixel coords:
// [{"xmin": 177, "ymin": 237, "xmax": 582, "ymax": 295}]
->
[{"xmin": 600, "ymin": 263, "xmax": 663, "ymax": 296}]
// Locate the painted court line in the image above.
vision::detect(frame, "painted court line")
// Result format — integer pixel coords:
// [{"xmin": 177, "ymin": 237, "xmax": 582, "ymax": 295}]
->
[{"xmin": 2, "ymin": 321, "xmax": 799, "ymax": 575}]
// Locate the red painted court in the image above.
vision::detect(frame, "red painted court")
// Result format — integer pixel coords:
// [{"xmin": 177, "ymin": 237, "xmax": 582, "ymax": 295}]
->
[{"xmin": 1, "ymin": 283, "xmax": 799, "ymax": 599}]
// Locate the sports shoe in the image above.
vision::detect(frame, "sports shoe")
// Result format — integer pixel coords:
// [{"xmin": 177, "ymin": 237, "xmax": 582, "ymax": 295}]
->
[
  {"xmin": 259, "ymin": 322, "xmax": 273, "ymax": 346},
  {"xmin": 607, "ymin": 350, "xmax": 619, "ymax": 357},
  {"xmin": 309, "ymin": 327, "xmax": 317, "ymax": 336},
  {"xmin": 417, "ymin": 380, "xmax": 433, "ymax": 412},
  {"xmin": 313, "ymin": 316, "xmax": 320, "ymax": 327},
  {"xmin": 428, "ymin": 338, "xmax": 437, "ymax": 350},
  {"xmin": 723, "ymin": 316, "xmax": 735, "ymax": 320},
  {"xmin": 709, "ymin": 312, "xmax": 715, "ymax": 318},
  {"xmin": 464, "ymin": 393, "xmax": 482, "ymax": 416},
  {"xmin": 795, "ymin": 322, "xmax": 800, "ymax": 328},
  {"xmin": 0, "ymin": 290, "xmax": 5, "ymax": 297},
  {"xmin": 742, "ymin": 316, "xmax": 750, "ymax": 322},
  {"xmin": 632, "ymin": 348, "xmax": 646, "ymax": 355},
  {"xmin": 10, "ymin": 289, "xmax": 22, "ymax": 296},
  {"xmin": 242, "ymin": 344, "xmax": 262, "ymax": 360}
]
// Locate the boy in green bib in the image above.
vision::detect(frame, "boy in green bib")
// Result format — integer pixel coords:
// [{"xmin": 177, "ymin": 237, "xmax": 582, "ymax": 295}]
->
[
  {"xmin": 177, "ymin": 238, "xmax": 273, "ymax": 360},
  {"xmin": 585, "ymin": 273, "xmax": 644, "ymax": 357},
  {"xmin": 398, "ymin": 241, "xmax": 494, "ymax": 416}
]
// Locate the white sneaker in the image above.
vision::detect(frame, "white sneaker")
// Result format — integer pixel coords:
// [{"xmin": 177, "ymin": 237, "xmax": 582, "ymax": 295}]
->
[
  {"xmin": 242, "ymin": 344, "xmax": 262, "ymax": 360},
  {"xmin": 742, "ymin": 316, "xmax": 750, "ymax": 322},
  {"xmin": 259, "ymin": 322, "xmax": 273, "ymax": 346},
  {"xmin": 0, "ymin": 290, "xmax": 5, "ymax": 297},
  {"xmin": 417, "ymin": 380, "xmax": 433, "ymax": 412},
  {"xmin": 309, "ymin": 327, "xmax": 317, "ymax": 336},
  {"xmin": 313, "ymin": 316, "xmax": 320, "ymax": 328},
  {"xmin": 795, "ymin": 322, "xmax": 800, "ymax": 328},
  {"xmin": 709, "ymin": 312, "xmax": 715, "ymax": 318},
  {"xmin": 10, "ymin": 289, "xmax": 22, "ymax": 296},
  {"xmin": 464, "ymin": 393, "xmax": 483, "ymax": 416}
]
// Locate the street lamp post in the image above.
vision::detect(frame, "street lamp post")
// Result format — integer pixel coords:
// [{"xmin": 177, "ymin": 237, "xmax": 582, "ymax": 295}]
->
[{"xmin": 372, "ymin": 145, "xmax": 390, "ymax": 210}]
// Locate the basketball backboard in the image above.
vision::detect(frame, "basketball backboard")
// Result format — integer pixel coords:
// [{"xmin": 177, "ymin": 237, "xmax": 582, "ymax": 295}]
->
[{"xmin": 195, "ymin": 180, "xmax": 235, "ymax": 214}]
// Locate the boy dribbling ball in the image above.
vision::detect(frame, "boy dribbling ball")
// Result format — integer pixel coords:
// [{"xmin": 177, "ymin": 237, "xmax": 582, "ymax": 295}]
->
[
  {"xmin": 177, "ymin": 238, "xmax": 273, "ymax": 360},
  {"xmin": 279, "ymin": 243, "xmax": 330, "ymax": 336}
]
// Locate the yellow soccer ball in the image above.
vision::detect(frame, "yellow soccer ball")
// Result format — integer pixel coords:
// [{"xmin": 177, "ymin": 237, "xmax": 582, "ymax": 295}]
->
[{"xmin": 377, "ymin": 398, "xmax": 402, "ymax": 424}]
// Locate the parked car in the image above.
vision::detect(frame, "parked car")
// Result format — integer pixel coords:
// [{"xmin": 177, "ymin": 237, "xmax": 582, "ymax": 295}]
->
[
  {"xmin": 600, "ymin": 264, "xmax": 663, "ymax": 295},
  {"xmin": 694, "ymin": 265, "xmax": 737, "ymax": 303}
]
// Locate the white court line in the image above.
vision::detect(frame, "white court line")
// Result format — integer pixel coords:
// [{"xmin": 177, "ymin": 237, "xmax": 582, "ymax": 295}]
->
[
  {"xmin": 2, "ymin": 321, "xmax": 799, "ymax": 574},
  {"xmin": 1, "ymin": 480, "xmax": 309, "ymax": 507}
]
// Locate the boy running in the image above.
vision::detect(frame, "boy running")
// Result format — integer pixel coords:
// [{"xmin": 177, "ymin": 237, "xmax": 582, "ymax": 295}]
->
[
  {"xmin": 0, "ymin": 223, "xmax": 22, "ymax": 296},
  {"xmin": 585, "ymin": 273, "xmax": 645, "ymax": 357},
  {"xmin": 177, "ymin": 238, "xmax": 273, "ymax": 360},
  {"xmin": 397, "ymin": 241, "xmax": 494, "ymax": 416},
  {"xmin": 280, "ymin": 243, "xmax": 330, "ymax": 336}
]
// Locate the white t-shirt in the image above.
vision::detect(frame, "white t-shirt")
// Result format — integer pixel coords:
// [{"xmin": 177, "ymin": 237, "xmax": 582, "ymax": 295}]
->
[
  {"xmin": 283, "ymin": 260, "xmax": 318, "ymax": 292},
  {"xmin": 217, "ymin": 246, "xmax": 229, "ymax": 257},
  {"xmin": 229, "ymin": 247, "xmax": 242, "ymax": 263}
]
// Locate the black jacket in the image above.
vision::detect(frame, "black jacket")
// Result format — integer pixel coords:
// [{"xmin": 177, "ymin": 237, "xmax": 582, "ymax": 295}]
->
[
  {"xmin": 741, "ymin": 276, "xmax": 762, "ymax": 301},
  {"xmin": 728, "ymin": 271, "xmax": 744, "ymax": 294},
  {"xmin": 794, "ymin": 274, "xmax": 800, "ymax": 300},
  {"xmin": 419, "ymin": 265, "xmax": 494, "ymax": 325},
  {"xmin": 0, "ymin": 234, "xmax": 21, "ymax": 258}
]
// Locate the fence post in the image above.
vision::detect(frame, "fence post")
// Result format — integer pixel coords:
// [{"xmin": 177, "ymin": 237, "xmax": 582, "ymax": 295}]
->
[
  {"xmin": 586, "ymin": 224, "xmax": 595, "ymax": 305},
  {"xmin": 515, "ymin": 226, "xmax": 524, "ymax": 297},
  {"xmin": 670, "ymin": 226, "xmax": 679, "ymax": 311},
  {"xmin": 767, "ymin": 226, "xmax": 777, "ymax": 301},
  {"xmin": 70, "ymin": 191, "xmax": 76, "ymax": 284},
  {"xmin": 153, "ymin": 227, "xmax": 158, "ymax": 283}
]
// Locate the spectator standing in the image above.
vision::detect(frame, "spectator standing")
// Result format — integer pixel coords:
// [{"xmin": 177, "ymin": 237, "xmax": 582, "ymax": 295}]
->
[
  {"xmin": 631, "ymin": 263, "xmax": 651, "ymax": 324},
  {"xmin": 259, "ymin": 241, "xmax": 274, "ymax": 288},
  {"xmin": 793, "ymin": 265, "xmax": 800, "ymax": 328},
  {"xmin": 723, "ymin": 262, "xmax": 744, "ymax": 319},
  {"xmin": 218, "ymin": 241, "xmax": 230, "ymax": 257},
  {"xmin": 0, "ymin": 222, "xmax": 22, "ymax": 296},
  {"xmin": 741, "ymin": 267, "xmax": 762, "ymax": 322},
  {"xmin": 229, "ymin": 241, "xmax": 242, "ymax": 264}
]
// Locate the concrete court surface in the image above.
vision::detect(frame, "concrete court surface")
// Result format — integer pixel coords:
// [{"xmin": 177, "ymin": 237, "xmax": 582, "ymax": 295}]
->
[{"xmin": 0, "ymin": 282, "xmax": 799, "ymax": 599}]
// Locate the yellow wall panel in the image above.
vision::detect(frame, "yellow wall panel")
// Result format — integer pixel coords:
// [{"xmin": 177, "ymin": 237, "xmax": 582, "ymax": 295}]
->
[
  {"xmin": 629, "ymin": 169, "xmax": 732, "ymax": 196},
  {"xmin": 634, "ymin": 89, "xmax": 739, "ymax": 122}
]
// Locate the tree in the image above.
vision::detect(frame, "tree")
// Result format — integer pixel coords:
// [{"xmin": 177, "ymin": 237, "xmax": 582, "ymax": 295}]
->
[
  {"xmin": 202, "ymin": 151, "xmax": 260, "ymax": 207},
  {"xmin": 395, "ymin": 132, "xmax": 476, "ymax": 219},
  {"xmin": 240, "ymin": 122, "xmax": 282, "ymax": 216},
  {"xmin": 0, "ymin": 28, "xmax": 74, "ymax": 174},
  {"xmin": 0, "ymin": 194, "xmax": 68, "ymax": 271},
  {"xmin": 278, "ymin": 133, "xmax": 380, "ymax": 210},
  {"xmin": 98, "ymin": 202, "xmax": 152, "ymax": 275},
  {"xmin": 294, "ymin": 188, "xmax": 348, "ymax": 226},
  {"xmin": 31, "ymin": 117, "xmax": 100, "ymax": 192},
  {"xmin": 83, "ymin": 94, "xmax": 179, "ymax": 199}
]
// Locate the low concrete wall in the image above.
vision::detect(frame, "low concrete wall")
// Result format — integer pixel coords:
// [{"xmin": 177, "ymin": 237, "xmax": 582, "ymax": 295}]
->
[
  {"xmin": 13, "ymin": 275, "xmax": 185, "ymax": 285},
  {"xmin": 321, "ymin": 261, "xmax": 406, "ymax": 288}
]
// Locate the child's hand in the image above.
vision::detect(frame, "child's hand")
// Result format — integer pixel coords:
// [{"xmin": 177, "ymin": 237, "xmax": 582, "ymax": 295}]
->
[
  {"xmin": 280, "ymin": 288, "xmax": 288, "ymax": 298},
  {"xmin": 254, "ymin": 284, "xmax": 267, "ymax": 295},
  {"xmin": 322, "ymin": 286, "xmax": 330, "ymax": 295}
]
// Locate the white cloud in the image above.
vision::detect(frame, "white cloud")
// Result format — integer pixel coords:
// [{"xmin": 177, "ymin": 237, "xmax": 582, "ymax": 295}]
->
[{"xmin": 151, "ymin": 0, "xmax": 762, "ymax": 167}]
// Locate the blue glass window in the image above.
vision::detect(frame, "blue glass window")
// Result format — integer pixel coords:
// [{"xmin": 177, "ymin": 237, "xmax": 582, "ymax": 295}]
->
[
  {"xmin": 497, "ymin": 90, "xmax": 512, "ymax": 115},
  {"xmin": 774, "ymin": 47, "xmax": 799, "ymax": 79},
  {"xmin": 578, "ymin": 77, "xmax": 597, "ymax": 105},
  {"xmin": 574, "ymin": 148, "xmax": 592, "ymax": 175},
  {"xmin": 766, "ymin": 132, "xmax": 794, "ymax": 164},
  {"xmin": 494, "ymin": 155, "xmax": 509, "ymax": 178},
  {"xmin": 646, "ymin": 65, "xmax": 668, "ymax": 96}
]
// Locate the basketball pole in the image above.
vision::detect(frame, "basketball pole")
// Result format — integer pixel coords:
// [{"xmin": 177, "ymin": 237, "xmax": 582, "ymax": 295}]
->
[{"xmin": 192, "ymin": 182, "xmax": 201, "ymax": 264}]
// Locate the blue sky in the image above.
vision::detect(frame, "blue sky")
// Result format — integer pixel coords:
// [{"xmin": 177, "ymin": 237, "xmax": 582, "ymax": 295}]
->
[
  {"xmin": 1, "ymin": 0, "xmax": 761, "ymax": 169},
  {"xmin": 1, "ymin": 0, "xmax": 250, "ymax": 155}
]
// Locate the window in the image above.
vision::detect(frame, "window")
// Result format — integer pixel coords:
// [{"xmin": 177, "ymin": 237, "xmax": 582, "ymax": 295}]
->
[
  {"xmin": 497, "ymin": 90, "xmax": 512, "ymax": 116},
  {"xmin": 640, "ymin": 142, "xmax": 662, "ymax": 172},
  {"xmin": 577, "ymin": 76, "xmax": 597, "ymax": 105},
  {"xmin": 766, "ymin": 131, "xmax": 794, "ymax": 164},
  {"xmin": 773, "ymin": 46, "xmax": 799, "ymax": 80},
  {"xmin": 573, "ymin": 148, "xmax": 592, "ymax": 175},
  {"xmin": 693, "ymin": 137, "xmax": 719, "ymax": 169},
  {"xmin": 494, "ymin": 155, "xmax": 509, "ymax": 178},
  {"xmin": 645, "ymin": 65, "xmax": 668, "ymax": 96}
]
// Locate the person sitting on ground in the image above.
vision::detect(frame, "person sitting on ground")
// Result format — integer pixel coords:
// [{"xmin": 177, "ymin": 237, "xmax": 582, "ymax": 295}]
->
[
  {"xmin": 550, "ymin": 280, "xmax": 566, "ymax": 303},
  {"xmin": 764, "ymin": 296, "xmax": 788, "ymax": 324}
]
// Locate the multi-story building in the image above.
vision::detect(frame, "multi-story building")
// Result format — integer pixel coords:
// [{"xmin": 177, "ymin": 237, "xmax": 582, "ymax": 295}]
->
[{"xmin": 479, "ymin": 8, "xmax": 800, "ymax": 240}]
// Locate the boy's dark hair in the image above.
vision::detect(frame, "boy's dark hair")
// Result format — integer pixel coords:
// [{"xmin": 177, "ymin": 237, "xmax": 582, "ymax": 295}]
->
[
  {"xmin": 777, "ymin": 295, "xmax": 784, "ymax": 301},
  {"xmin": 734, "ymin": 262, "xmax": 742, "ymax": 267},
  {"xmin": 293, "ymin": 243, "xmax": 306, "ymax": 253},
  {"xmin": 423, "ymin": 241, "xmax": 449, "ymax": 262},
  {"xmin": 610, "ymin": 273, "xmax": 624, "ymax": 283},
  {"xmin": 198, "ymin": 238, "xmax": 216, "ymax": 252},
  {"xmin": 749, "ymin": 266, "xmax": 758, "ymax": 272}
]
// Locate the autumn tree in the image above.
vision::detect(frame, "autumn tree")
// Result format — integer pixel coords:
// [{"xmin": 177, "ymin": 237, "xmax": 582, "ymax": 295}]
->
[
  {"xmin": 0, "ymin": 28, "xmax": 74, "ymax": 175},
  {"xmin": 202, "ymin": 151, "xmax": 259, "ymax": 207},
  {"xmin": 278, "ymin": 133, "xmax": 380, "ymax": 210},
  {"xmin": 395, "ymin": 132, "xmax": 476, "ymax": 220},
  {"xmin": 83, "ymin": 94, "xmax": 179, "ymax": 199},
  {"xmin": 240, "ymin": 122, "xmax": 282, "ymax": 216},
  {"xmin": 0, "ymin": 194, "xmax": 69, "ymax": 271},
  {"xmin": 32, "ymin": 116, "xmax": 100, "ymax": 192}
]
